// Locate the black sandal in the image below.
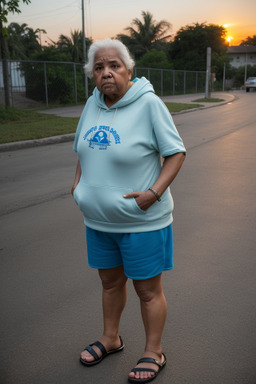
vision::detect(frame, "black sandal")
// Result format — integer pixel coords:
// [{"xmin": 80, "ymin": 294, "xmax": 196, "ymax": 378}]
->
[
  {"xmin": 128, "ymin": 353, "xmax": 167, "ymax": 383},
  {"xmin": 80, "ymin": 336, "xmax": 124, "ymax": 367}
]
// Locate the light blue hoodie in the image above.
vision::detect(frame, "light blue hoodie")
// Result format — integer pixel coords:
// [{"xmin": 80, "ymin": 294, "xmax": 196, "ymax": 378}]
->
[{"xmin": 73, "ymin": 77, "xmax": 186, "ymax": 233}]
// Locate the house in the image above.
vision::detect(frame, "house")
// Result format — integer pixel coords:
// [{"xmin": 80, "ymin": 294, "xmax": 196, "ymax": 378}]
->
[
  {"xmin": 227, "ymin": 46, "xmax": 256, "ymax": 68},
  {"xmin": 0, "ymin": 61, "xmax": 26, "ymax": 92}
]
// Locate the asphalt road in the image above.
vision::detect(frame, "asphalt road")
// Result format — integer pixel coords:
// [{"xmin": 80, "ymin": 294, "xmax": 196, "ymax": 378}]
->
[{"xmin": 0, "ymin": 90, "xmax": 256, "ymax": 384}]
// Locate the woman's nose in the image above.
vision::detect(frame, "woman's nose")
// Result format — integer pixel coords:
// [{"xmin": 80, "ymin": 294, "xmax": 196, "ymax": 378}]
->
[{"xmin": 102, "ymin": 67, "xmax": 112, "ymax": 78}]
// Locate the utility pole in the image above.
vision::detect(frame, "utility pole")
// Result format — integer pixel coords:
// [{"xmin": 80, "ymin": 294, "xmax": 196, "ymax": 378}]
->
[
  {"xmin": 205, "ymin": 47, "xmax": 211, "ymax": 99},
  {"xmin": 81, "ymin": 0, "xmax": 88, "ymax": 99},
  {"xmin": 81, "ymin": 0, "xmax": 86, "ymax": 60},
  {"xmin": 244, "ymin": 52, "xmax": 248, "ymax": 84}
]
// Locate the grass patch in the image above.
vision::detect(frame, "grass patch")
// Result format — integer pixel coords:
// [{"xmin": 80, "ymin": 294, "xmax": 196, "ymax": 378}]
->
[
  {"xmin": 192, "ymin": 98, "xmax": 224, "ymax": 103},
  {"xmin": 0, "ymin": 102, "xmax": 202, "ymax": 144},
  {"xmin": 0, "ymin": 106, "xmax": 79, "ymax": 144},
  {"xmin": 165, "ymin": 102, "xmax": 203, "ymax": 113}
]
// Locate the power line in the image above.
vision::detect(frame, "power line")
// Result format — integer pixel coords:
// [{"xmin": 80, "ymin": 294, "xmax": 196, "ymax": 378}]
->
[{"xmin": 7, "ymin": 0, "xmax": 80, "ymax": 23}]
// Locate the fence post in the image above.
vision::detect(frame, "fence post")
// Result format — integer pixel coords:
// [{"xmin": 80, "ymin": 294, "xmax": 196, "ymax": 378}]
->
[
  {"xmin": 86, "ymin": 75, "xmax": 89, "ymax": 99},
  {"xmin": 172, "ymin": 70, "xmax": 175, "ymax": 95},
  {"xmin": 184, "ymin": 71, "xmax": 186, "ymax": 94},
  {"xmin": 84, "ymin": 74, "xmax": 89, "ymax": 100},
  {"xmin": 74, "ymin": 63, "xmax": 78, "ymax": 104},
  {"xmin": 222, "ymin": 62, "xmax": 226, "ymax": 91},
  {"xmin": 205, "ymin": 47, "xmax": 211, "ymax": 98},
  {"xmin": 196, "ymin": 72, "xmax": 198, "ymax": 92},
  {"xmin": 161, "ymin": 69, "xmax": 163, "ymax": 96},
  {"xmin": 43, "ymin": 62, "xmax": 48, "ymax": 107}
]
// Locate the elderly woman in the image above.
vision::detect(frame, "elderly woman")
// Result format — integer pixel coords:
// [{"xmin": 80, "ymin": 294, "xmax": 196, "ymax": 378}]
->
[{"xmin": 72, "ymin": 38, "xmax": 186, "ymax": 383}]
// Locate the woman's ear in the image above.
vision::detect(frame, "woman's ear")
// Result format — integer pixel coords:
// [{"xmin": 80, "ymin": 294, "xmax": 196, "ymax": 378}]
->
[{"xmin": 128, "ymin": 69, "xmax": 133, "ymax": 80}]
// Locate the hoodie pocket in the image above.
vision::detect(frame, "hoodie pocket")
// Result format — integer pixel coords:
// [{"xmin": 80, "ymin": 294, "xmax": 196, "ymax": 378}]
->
[{"xmin": 73, "ymin": 182, "xmax": 146, "ymax": 223}]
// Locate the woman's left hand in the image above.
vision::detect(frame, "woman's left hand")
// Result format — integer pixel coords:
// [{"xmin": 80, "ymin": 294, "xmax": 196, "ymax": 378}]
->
[{"xmin": 123, "ymin": 190, "xmax": 157, "ymax": 211}]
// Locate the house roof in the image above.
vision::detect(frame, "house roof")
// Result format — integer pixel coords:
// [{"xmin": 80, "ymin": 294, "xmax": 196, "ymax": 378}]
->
[{"xmin": 227, "ymin": 46, "xmax": 256, "ymax": 54}]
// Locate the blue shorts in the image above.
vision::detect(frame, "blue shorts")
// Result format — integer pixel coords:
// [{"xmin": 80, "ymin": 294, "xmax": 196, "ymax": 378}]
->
[{"xmin": 85, "ymin": 225, "xmax": 173, "ymax": 280}]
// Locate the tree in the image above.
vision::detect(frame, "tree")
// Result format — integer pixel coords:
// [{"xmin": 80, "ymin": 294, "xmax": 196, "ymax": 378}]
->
[
  {"xmin": 7, "ymin": 22, "xmax": 43, "ymax": 59},
  {"xmin": 169, "ymin": 22, "xmax": 229, "ymax": 77},
  {"xmin": 0, "ymin": 0, "xmax": 31, "ymax": 107},
  {"xmin": 57, "ymin": 29, "xmax": 92, "ymax": 63},
  {"xmin": 240, "ymin": 35, "xmax": 256, "ymax": 46},
  {"xmin": 136, "ymin": 49, "xmax": 173, "ymax": 69},
  {"xmin": 117, "ymin": 11, "xmax": 172, "ymax": 60}
]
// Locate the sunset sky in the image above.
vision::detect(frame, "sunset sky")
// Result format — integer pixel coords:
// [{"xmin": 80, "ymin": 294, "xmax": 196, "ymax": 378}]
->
[{"xmin": 7, "ymin": 0, "xmax": 256, "ymax": 46}]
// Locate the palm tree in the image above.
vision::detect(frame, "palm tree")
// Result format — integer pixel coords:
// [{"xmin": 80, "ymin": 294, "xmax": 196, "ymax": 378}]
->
[
  {"xmin": 7, "ymin": 23, "xmax": 43, "ymax": 59},
  {"xmin": 57, "ymin": 30, "xmax": 92, "ymax": 63},
  {"xmin": 117, "ymin": 11, "xmax": 172, "ymax": 59}
]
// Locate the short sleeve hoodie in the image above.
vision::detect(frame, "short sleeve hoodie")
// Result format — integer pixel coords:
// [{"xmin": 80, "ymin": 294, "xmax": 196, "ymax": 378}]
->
[{"xmin": 73, "ymin": 77, "xmax": 186, "ymax": 233}]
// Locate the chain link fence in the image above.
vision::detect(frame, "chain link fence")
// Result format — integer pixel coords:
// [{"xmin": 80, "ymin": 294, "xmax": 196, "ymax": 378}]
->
[
  {"xmin": 134, "ymin": 67, "xmax": 206, "ymax": 96},
  {"xmin": 0, "ymin": 60, "xmax": 207, "ymax": 108}
]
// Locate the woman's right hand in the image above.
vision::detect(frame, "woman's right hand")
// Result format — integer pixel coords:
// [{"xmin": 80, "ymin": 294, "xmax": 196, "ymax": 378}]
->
[{"xmin": 71, "ymin": 185, "xmax": 77, "ymax": 196}]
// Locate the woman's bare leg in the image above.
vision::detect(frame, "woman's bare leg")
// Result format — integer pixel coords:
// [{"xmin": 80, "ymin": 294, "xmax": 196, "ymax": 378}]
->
[
  {"xmin": 128, "ymin": 274, "xmax": 167, "ymax": 380},
  {"xmin": 81, "ymin": 265, "xmax": 127, "ymax": 362}
]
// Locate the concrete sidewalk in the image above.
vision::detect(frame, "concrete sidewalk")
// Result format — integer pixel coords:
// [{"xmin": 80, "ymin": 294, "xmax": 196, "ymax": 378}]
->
[
  {"xmin": 37, "ymin": 92, "xmax": 236, "ymax": 118},
  {"xmin": 0, "ymin": 92, "xmax": 237, "ymax": 152},
  {"xmin": 161, "ymin": 91, "xmax": 236, "ymax": 110}
]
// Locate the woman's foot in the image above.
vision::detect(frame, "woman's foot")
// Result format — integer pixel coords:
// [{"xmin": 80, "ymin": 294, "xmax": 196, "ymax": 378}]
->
[
  {"xmin": 80, "ymin": 335, "xmax": 123, "ymax": 364},
  {"xmin": 128, "ymin": 351, "xmax": 166, "ymax": 382}
]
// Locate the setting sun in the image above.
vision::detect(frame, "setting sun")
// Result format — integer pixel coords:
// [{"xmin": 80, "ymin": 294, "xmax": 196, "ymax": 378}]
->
[{"xmin": 222, "ymin": 24, "xmax": 238, "ymax": 45}]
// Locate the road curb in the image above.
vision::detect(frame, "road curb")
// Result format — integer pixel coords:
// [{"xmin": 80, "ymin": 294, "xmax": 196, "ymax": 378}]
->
[{"xmin": 0, "ymin": 133, "xmax": 75, "ymax": 152}]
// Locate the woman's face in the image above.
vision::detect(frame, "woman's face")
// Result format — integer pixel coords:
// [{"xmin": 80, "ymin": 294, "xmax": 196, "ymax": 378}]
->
[{"xmin": 93, "ymin": 48, "xmax": 133, "ymax": 107}]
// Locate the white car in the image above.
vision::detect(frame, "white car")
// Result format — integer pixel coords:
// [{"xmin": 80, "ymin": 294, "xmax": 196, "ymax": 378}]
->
[{"xmin": 245, "ymin": 77, "xmax": 256, "ymax": 92}]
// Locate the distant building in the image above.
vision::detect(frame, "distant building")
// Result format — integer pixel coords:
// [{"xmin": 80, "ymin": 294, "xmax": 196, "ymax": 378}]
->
[
  {"xmin": 0, "ymin": 61, "xmax": 26, "ymax": 92},
  {"xmin": 227, "ymin": 46, "xmax": 256, "ymax": 68}
]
